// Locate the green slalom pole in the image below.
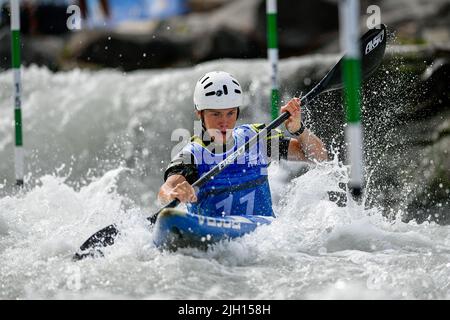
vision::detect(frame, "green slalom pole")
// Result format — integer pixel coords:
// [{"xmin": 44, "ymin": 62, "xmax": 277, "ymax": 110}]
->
[
  {"xmin": 339, "ymin": 0, "xmax": 363, "ymax": 197},
  {"xmin": 266, "ymin": 0, "xmax": 279, "ymax": 120},
  {"xmin": 11, "ymin": 0, "xmax": 24, "ymax": 186}
]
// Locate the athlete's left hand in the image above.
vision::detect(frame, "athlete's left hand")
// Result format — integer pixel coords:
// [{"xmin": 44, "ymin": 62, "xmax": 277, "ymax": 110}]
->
[{"xmin": 280, "ymin": 98, "xmax": 301, "ymax": 134}]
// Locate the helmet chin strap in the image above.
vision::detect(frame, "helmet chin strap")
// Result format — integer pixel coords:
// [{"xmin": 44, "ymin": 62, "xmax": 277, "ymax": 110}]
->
[
  {"xmin": 200, "ymin": 110, "xmax": 207, "ymax": 130},
  {"xmin": 199, "ymin": 111, "xmax": 212, "ymax": 142}
]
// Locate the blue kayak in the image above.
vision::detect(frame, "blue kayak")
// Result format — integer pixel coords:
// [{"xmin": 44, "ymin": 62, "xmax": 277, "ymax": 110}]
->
[{"xmin": 153, "ymin": 208, "xmax": 274, "ymax": 250}]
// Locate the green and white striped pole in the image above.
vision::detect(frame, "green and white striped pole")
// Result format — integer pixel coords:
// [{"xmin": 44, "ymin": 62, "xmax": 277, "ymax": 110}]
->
[
  {"xmin": 339, "ymin": 0, "xmax": 363, "ymax": 197},
  {"xmin": 11, "ymin": 0, "xmax": 24, "ymax": 186},
  {"xmin": 266, "ymin": 0, "xmax": 279, "ymax": 120}
]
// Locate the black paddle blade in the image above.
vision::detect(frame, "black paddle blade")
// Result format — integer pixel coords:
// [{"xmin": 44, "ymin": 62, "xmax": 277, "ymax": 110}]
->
[
  {"xmin": 361, "ymin": 24, "xmax": 387, "ymax": 79},
  {"xmin": 320, "ymin": 24, "xmax": 387, "ymax": 93},
  {"xmin": 74, "ymin": 199, "xmax": 180, "ymax": 261},
  {"xmin": 73, "ymin": 224, "xmax": 119, "ymax": 261}
]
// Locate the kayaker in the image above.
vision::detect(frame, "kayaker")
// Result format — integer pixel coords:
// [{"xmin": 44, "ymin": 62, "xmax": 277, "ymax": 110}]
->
[{"xmin": 158, "ymin": 71, "xmax": 328, "ymax": 217}]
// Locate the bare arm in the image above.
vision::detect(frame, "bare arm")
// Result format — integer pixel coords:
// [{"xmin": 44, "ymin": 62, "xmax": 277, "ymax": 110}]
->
[
  {"xmin": 287, "ymin": 130, "xmax": 328, "ymax": 162},
  {"xmin": 280, "ymin": 97, "xmax": 328, "ymax": 162},
  {"xmin": 158, "ymin": 174, "xmax": 197, "ymax": 205}
]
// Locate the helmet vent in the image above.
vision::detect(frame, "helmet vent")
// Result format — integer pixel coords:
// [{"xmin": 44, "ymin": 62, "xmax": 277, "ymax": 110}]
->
[
  {"xmin": 200, "ymin": 76, "xmax": 210, "ymax": 84},
  {"xmin": 194, "ymin": 71, "xmax": 243, "ymax": 109}
]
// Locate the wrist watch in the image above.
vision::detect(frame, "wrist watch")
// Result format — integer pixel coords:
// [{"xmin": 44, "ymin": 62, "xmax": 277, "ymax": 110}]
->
[{"xmin": 290, "ymin": 122, "xmax": 306, "ymax": 136}]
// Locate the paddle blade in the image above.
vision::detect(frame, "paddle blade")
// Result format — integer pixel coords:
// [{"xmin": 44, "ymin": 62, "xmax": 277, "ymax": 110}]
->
[
  {"xmin": 73, "ymin": 224, "xmax": 119, "ymax": 261},
  {"xmin": 74, "ymin": 199, "xmax": 180, "ymax": 260},
  {"xmin": 320, "ymin": 24, "xmax": 387, "ymax": 92}
]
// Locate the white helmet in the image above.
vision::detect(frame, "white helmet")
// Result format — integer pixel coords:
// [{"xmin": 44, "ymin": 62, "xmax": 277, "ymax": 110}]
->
[{"xmin": 193, "ymin": 71, "xmax": 243, "ymax": 110}]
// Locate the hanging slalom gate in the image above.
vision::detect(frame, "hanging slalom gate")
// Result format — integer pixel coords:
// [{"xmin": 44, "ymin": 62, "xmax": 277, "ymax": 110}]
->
[
  {"xmin": 339, "ymin": 0, "xmax": 364, "ymax": 197},
  {"xmin": 266, "ymin": 0, "xmax": 364, "ymax": 197},
  {"xmin": 266, "ymin": 0, "xmax": 279, "ymax": 121},
  {"xmin": 10, "ymin": 0, "xmax": 24, "ymax": 186}
]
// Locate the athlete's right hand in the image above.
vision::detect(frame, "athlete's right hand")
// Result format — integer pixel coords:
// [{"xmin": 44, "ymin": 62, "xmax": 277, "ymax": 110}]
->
[{"xmin": 169, "ymin": 181, "xmax": 197, "ymax": 203}]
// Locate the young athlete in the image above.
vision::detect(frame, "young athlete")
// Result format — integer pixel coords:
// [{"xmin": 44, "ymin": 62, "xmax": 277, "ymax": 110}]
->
[{"xmin": 158, "ymin": 71, "xmax": 328, "ymax": 217}]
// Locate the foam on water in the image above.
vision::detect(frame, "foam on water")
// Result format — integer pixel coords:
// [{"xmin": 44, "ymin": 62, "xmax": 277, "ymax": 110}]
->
[
  {"xmin": 1, "ymin": 63, "xmax": 449, "ymax": 299},
  {"xmin": 1, "ymin": 162, "xmax": 450, "ymax": 299}
]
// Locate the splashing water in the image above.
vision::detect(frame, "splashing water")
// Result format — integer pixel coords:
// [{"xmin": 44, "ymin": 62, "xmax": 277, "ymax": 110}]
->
[
  {"xmin": 1, "ymin": 162, "xmax": 449, "ymax": 299},
  {"xmin": 1, "ymin": 61, "xmax": 449, "ymax": 299}
]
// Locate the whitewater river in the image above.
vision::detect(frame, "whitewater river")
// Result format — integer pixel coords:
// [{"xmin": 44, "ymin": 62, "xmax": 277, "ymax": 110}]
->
[{"xmin": 0, "ymin": 59, "xmax": 449, "ymax": 299}]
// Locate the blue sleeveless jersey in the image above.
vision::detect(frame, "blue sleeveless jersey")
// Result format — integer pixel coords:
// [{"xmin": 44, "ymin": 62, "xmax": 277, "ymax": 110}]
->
[{"xmin": 184, "ymin": 124, "xmax": 275, "ymax": 217}]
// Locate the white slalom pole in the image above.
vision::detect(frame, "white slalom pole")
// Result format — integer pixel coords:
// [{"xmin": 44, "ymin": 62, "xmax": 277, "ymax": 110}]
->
[
  {"xmin": 266, "ymin": 0, "xmax": 279, "ymax": 120},
  {"xmin": 11, "ymin": 0, "xmax": 24, "ymax": 186},
  {"xmin": 339, "ymin": 0, "xmax": 364, "ymax": 197}
]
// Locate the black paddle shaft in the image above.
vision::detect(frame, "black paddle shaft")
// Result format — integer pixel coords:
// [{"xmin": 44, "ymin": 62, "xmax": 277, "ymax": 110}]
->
[
  {"xmin": 302, "ymin": 24, "xmax": 387, "ymax": 104},
  {"xmin": 73, "ymin": 25, "xmax": 387, "ymax": 260}
]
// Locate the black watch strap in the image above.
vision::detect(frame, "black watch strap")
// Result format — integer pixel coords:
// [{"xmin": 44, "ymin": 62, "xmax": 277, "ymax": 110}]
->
[{"xmin": 290, "ymin": 122, "xmax": 306, "ymax": 136}]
